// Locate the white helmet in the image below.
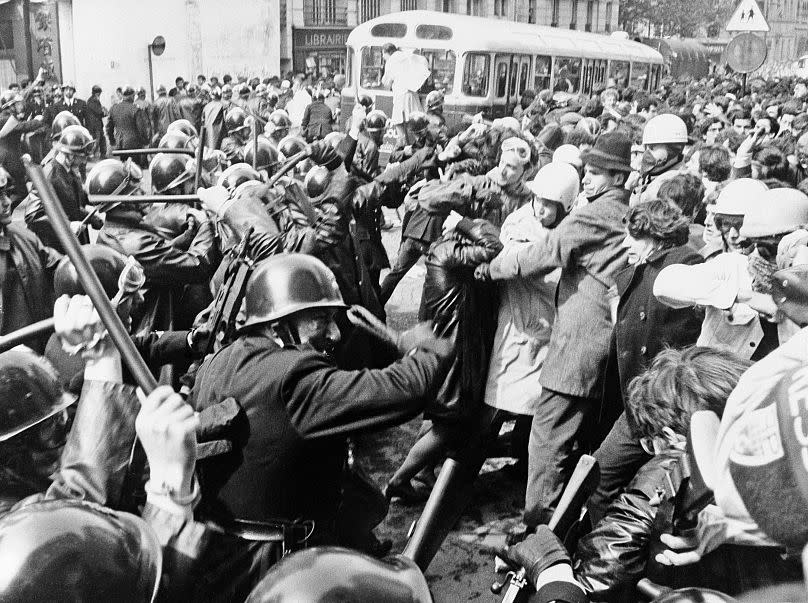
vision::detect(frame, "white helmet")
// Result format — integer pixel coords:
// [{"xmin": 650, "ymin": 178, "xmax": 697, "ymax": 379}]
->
[
  {"xmin": 713, "ymin": 178, "xmax": 768, "ymax": 216},
  {"xmin": 552, "ymin": 144, "xmax": 582, "ymax": 170},
  {"xmin": 642, "ymin": 113, "xmax": 689, "ymax": 146},
  {"xmin": 740, "ymin": 188, "xmax": 808, "ymax": 238},
  {"xmin": 527, "ymin": 162, "xmax": 581, "ymax": 212}
]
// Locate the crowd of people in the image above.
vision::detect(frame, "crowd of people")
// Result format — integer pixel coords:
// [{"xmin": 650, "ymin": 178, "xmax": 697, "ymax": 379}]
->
[{"xmin": 2, "ymin": 49, "xmax": 808, "ymax": 603}]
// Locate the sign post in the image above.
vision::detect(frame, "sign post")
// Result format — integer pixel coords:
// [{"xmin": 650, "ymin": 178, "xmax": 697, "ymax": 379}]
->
[
  {"xmin": 725, "ymin": 0, "xmax": 770, "ymax": 91},
  {"xmin": 147, "ymin": 35, "xmax": 166, "ymax": 101}
]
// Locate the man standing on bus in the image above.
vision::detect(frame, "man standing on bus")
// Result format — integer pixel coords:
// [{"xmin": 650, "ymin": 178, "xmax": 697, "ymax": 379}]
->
[{"xmin": 382, "ymin": 43, "xmax": 430, "ymax": 144}]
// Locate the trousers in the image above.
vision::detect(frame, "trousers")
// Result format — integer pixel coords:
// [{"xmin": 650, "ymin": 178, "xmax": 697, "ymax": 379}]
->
[
  {"xmin": 588, "ymin": 411, "xmax": 651, "ymax": 526},
  {"xmin": 524, "ymin": 388, "xmax": 595, "ymax": 527},
  {"xmin": 379, "ymin": 237, "xmax": 430, "ymax": 305}
]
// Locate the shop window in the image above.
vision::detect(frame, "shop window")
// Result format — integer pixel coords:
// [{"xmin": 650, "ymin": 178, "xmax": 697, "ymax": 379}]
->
[
  {"xmin": 605, "ymin": 2, "xmax": 613, "ymax": 32},
  {"xmin": 551, "ymin": 0, "xmax": 560, "ymax": 26},
  {"xmin": 494, "ymin": 0, "xmax": 507, "ymax": 16},
  {"xmin": 529, "ymin": 0, "xmax": 537, "ymax": 23},
  {"xmin": 401, "ymin": 0, "xmax": 419, "ymax": 8},
  {"xmin": 462, "ymin": 53, "xmax": 490, "ymax": 96},
  {"xmin": 570, "ymin": 0, "xmax": 578, "ymax": 29}
]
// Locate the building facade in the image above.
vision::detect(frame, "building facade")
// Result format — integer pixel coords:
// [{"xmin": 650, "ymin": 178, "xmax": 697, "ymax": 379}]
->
[
  {"xmin": 55, "ymin": 0, "xmax": 281, "ymax": 101},
  {"xmin": 284, "ymin": 0, "xmax": 620, "ymax": 75}
]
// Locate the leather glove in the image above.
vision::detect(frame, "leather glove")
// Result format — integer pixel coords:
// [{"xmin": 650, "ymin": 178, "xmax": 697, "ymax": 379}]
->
[{"xmin": 499, "ymin": 526, "xmax": 570, "ymax": 589}]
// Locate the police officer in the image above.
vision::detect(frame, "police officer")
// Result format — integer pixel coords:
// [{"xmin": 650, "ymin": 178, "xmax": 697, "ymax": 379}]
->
[
  {"xmin": 106, "ymin": 86, "xmax": 150, "ymax": 166},
  {"xmin": 265, "ymin": 109, "xmax": 292, "ymax": 146},
  {"xmin": 220, "ymin": 106, "xmax": 252, "ymax": 164},
  {"xmin": 26, "ymin": 125, "xmax": 99, "ymax": 252},
  {"xmin": 190, "ymin": 253, "xmax": 450, "ymax": 597},
  {"xmin": 0, "ymin": 90, "xmax": 45, "ymax": 208},
  {"xmin": 0, "ymin": 348, "xmax": 76, "ymax": 512},
  {"xmin": 0, "ymin": 167, "xmax": 61, "ymax": 352}
]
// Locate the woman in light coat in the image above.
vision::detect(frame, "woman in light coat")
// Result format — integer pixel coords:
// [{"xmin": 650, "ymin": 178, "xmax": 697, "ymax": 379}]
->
[{"xmin": 481, "ymin": 162, "xmax": 580, "ymax": 469}]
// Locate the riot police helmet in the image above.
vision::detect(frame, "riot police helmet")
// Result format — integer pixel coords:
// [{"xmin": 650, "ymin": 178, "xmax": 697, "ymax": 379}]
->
[
  {"xmin": 50, "ymin": 110, "xmax": 81, "ymax": 141},
  {"xmin": 149, "ymin": 153, "xmax": 194, "ymax": 194}
]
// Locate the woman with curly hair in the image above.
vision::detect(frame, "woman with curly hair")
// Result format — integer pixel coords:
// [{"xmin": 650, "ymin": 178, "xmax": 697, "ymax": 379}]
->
[{"xmin": 588, "ymin": 198, "xmax": 705, "ymax": 524}]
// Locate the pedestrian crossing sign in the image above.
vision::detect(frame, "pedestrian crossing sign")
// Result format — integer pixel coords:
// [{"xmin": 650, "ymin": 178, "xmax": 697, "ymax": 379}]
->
[{"xmin": 726, "ymin": 0, "xmax": 770, "ymax": 32}]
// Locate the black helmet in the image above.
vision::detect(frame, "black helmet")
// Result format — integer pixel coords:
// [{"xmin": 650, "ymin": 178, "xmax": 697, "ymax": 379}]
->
[
  {"xmin": 217, "ymin": 163, "xmax": 261, "ymax": 193},
  {"xmin": 277, "ymin": 135, "xmax": 307, "ymax": 160},
  {"xmin": 357, "ymin": 93, "xmax": 374, "ymax": 110},
  {"xmin": 86, "ymin": 159, "xmax": 143, "ymax": 196},
  {"xmin": 243, "ymin": 254, "xmax": 346, "ymax": 329},
  {"xmin": 245, "ymin": 548, "xmax": 431, "ymax": 603},
  {"xmin": 0, "ymin": 348, "xmax": 76, "ymax": 443},
  {"xmin": 54, "ymin": 124, "xmax": 94, "ymax": 155},
  {"xmin": 364, "ymin": 109, "xmax": 387, "ymax": 132},
  {"xmin": 50, "ymin": 110, "xmax": 81, "ymax": 141},
  {"xmin": 54, "ymin": 244, "xmax": 128, "ymax": 299},
  {"xmin": 224, "ymin": 107, "xmax": 250, "ymax": 136},
  {"xmin": 244, "ymin": 136, "xmax": 280, "ymax": 173},
  {"xmin": 650, "ymin": 588, "xmax": 736, "ymax": 603},
  {"xmin": 149, "ymin": 153, "xmax": 194, "ymax": 194},
  {"xmin": 407, "ymin": 111, "xmax": 429, "ymax": 135},
  {"xmin": 0, "ymin": 499, "xmax": 162, "ymax": 602},
  {"xmin": 167, "ymin": 118, "xmax": 198, "ymax": 139},
  {"xmin": 265, "ymin": 110, "xmax": 292, "ymax": 139},
  {"xmin": 322, "ymin": 131, "xmax": 346, "ymax": 150},
  {"xmin": 304, "ymin": 165, "xmax": 331, "ymax": 198},
  {"xmin": 158, "ymin": 130, "xmax": 192, "ymax": 150},
  {"xmin": 425, "ymin": 90, "xmax": 444, "ymax": 112}
]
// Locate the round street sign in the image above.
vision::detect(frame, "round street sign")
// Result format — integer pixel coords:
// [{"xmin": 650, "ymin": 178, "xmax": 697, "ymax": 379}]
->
[
  {"xmin": 151, "ymin": 36, "xmax": 166, "ymax": 57},
  {"xmin": 725, "ymin": 32, "xmax": 767, "ymax": 73}
]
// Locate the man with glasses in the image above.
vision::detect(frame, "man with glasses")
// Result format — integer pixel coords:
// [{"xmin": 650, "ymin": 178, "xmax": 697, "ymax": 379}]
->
[{"xmin": 655, "ymin": 184, "xmax": 808, "ymax": 361}]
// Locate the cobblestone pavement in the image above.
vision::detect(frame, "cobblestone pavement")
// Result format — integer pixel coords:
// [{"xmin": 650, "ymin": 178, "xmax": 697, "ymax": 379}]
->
[{"xmin": 353, "ymin": 215, "xmax": 525, "ymax": 603}]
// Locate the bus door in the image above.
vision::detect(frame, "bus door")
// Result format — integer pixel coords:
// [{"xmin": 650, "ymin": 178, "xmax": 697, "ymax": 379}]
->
[{"xmin": 492, "ymin": 54, "xmax": 513, "ymax": 118}]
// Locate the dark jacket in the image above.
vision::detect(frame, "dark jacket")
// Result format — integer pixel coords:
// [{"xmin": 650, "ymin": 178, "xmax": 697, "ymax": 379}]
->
[
  {"xmin": 301, "ymin": 98, "xmax": 335, "ymax": 141},
  {"xmin": 0, "ymin": 112, "xmax": 46, "ymax": 206},
  {"xmin": 97, "ymin": 208, "xmax": 218, "ymax": 333},
  {"xmin": 50, "ymin": 98, "xmax": 87, "ymax": 126},
  {"xmin": 191, "ymin": 334, "xmax": 448, "ymax": 529},
  {"xmin": 25, "ymin": 159, "xmax": 96, "ymax": 251},
  {"xmin": 106, "ymin": 98, "xmax": 149, "ymax": 149},
  {"xmin": 421, "ymin": 218, "xmax": 502, "ymax": 421},
  {"xmin": 85, "ymin": 95, "xmax": 105, "ymax": 133},
  {"xmin": 572, "ymin": 448, "xmax": 801, "ymax": 601},
  {"xmin": 1, "ymin": 222, "xmax": 61, "ymax": 347},
  {"xmin": 602, "ymin": 244, "xmax": 703, "ymax": 409},
  {"xmin": 490, "ymin": 187, "xmax": 630, "ymax": 398},
  {"xmin": 151, "ymin": 95, "xmax": 174, "ymax": 139}
]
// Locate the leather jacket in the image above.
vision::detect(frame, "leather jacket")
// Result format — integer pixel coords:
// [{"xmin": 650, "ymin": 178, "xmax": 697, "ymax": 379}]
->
[{"xmin": 421, "ymin": 218, "xmax": 502, "ymax": 421}]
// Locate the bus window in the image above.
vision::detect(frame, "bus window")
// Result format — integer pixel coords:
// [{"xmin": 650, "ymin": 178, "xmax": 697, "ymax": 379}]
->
[
  {"xmin": 553, "ymin": 57, "xmax": 581, "ymax": 92},
  {"xmin": 370, "ymin": 23, "xmax": 407, "ymax": 37},
  {"xmin": 519, "ymin": 60, "xmax": 530, "ymax": 93},
  {"xmin": 463, "ymin": 53, "xmax": 490, "ymax": 96},
  {"xmin": 496, "ymin": 61, "xmax": 508, "ymax": 97},
  {"xmin": 630, "ymin": 63, "xmax": 649, "ymax": 90},
  {"xmin": 415, "ymin": 24, "xmax": 453, "ymax": 40},
  {"xmin": 534, "ymin": 55, "xmax": 551, "ymax": 91},
  {"xmin": 420, "ymin": 49, "xmax": 456, "ymax": 94},
  {"xmin": 608, "ymin": 60, "xmax": 629, "ymax": 88},
  {"xmin": 361, "ymin": 47, "xmax": 386, "ymax": 90},
  {"xmin": 346, "ymin": 47, "xmax": 353, "ymax": 87}
]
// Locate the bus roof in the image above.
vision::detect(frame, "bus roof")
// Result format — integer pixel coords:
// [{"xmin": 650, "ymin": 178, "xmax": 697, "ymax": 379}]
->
[{"xmin": 347, "ymin": 10, "xmax": 663, "ymax": 64}]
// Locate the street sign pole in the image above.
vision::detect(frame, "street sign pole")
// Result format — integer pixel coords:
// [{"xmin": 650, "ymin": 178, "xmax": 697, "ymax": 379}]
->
[{"xmin": 147, "ymin": 36, "xmax": 166, "ymax": 102}]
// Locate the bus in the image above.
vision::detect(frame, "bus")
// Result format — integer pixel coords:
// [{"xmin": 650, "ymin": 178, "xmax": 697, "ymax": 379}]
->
[{"xmin": 340, "ymin": 10, "xmax": 664, "ymax": 131}]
